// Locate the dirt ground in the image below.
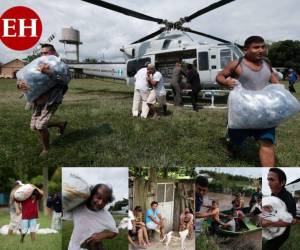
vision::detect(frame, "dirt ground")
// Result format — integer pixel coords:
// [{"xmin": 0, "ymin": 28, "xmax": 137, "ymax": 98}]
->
[{"xmin": 129, "ymin": 232, "xmax": 195, "ymax": 250}]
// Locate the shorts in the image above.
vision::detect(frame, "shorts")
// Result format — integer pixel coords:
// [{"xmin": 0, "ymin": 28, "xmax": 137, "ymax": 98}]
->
[
  {"xmin": 228, "ymin": 127, "xmax": 275, "ymax": 146},
  {"xmin": 128, "ymin": 226, "xmax": 141, "ymax": 237},
  {"xmin": 30, "ymin": 103, "xmax": 59, "ymax": 130},
  {"xmin": 9, "ymin": 212, "xmax": 21, "ymax": 231},
  {"xmin": 147, "ymin": 90, "xmax": 156, "ymax": 105},
  {"xmin": 21, "ymin": 219, "xmax": 37, "ymax": 234},
  {"xmin": 146, "ymin": 221, "xmax": 159, "ymax": 230}
]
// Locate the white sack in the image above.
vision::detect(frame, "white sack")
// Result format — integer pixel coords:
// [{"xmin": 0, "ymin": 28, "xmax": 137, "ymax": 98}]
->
[
  {"xmin": 0, "ymin": 224, "xmax": 57, "ymax": 235},
  {"xmin": 228, "ymin": 83, "xmax": 300, "ymax": 129},
  {"xmin": 62, "ymin": 173, "xmax": 90, "ymax": 212},
  {"xmin": 16, "ymin": 55, "xmax": 70, "ymax": 102},
  {"xmin": 14, "ymin": 184, "xmax": 35, "ymax": 202},
  {"xmin": 261, "ymin": 196, "xmax": 293, "ymax": 240}
]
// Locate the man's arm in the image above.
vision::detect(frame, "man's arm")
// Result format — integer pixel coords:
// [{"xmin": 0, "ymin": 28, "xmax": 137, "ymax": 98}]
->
[
  {"xmin": 149, "ymin": 214, "xmax": 160, "ymax": 225},
  {"xmin": 15, "ymin": 201, "xmax": 22, "ymax": 215},
  {"xmin": 147, "ymin": 74, "xmax": 158, "ymax": 87},
  {"xmin": 216, "ymin": 60, "xmax": 239, "ymax": 89},
  {"xmin": 261, "ymin": 219, "xmax": 292, "ymax": 228},
  {"xmin": 195, "ymin": 211, "xmax": 215, "ymax": 218},
  {"xmin": 86, "ymin": 230, "xmax": 118, "ymax": 244},
  {"xmin": 270, "ymin": 72, "xmax": 280, "ymax": 84},
  {"xmin": 179, "ymin": 214, "xmax": 185, "ymax": 226}
]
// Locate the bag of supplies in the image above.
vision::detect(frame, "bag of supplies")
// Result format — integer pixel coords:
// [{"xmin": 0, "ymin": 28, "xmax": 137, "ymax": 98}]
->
[
  {"xmin": 16, "ymin": 55, "xmax": 70, "ymax": 102},
  {"xmin": 62, "ymin": 172, "xmax": 90, "ymax": 212},
  {"xmin": 261, "ymin": 196, "xmax": 293, "ymax": 240},
  {"xmin": 14, "ymin": 184, "xmax": 35, "ymax": 201},
  {"xmin": 228, "ymin": 82, "xmax": 300, "ymax": 129}
]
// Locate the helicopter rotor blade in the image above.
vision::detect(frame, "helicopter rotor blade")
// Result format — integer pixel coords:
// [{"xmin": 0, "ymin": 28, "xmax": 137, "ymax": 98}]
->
[
  {"xmin": 131, "ymin": 28, "xmax": 166, "ymax": 44},
  {"xmin": 184, "ymin": 0, "xmax": 235, "ymax": 23},
  {"xmin": 183, "ymin": 28, "xmax": 243, "ymax": 48},
  {"xmin": 81, "ymin": 0, "xmax": 164, "ymax": 24}
]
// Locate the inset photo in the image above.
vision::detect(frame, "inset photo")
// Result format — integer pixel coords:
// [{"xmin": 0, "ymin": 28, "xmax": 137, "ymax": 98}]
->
[
  {"xmin": 128, "ymin": 167, "xmax": 195, "ymax": 250},
  {"xmin": 0, "ymin": 166, "xmax": 62, "ymax": 249},
  {"xmin": 62, "ymin": 167, "xmax": 128, "ymax": 250},
  {"xmin": 262, "ymin": 168, "xmax": 300, "ymax": 250},
  {"xmin": 195, "ymin": 167, "xmax": 262, "ymax": 250}
]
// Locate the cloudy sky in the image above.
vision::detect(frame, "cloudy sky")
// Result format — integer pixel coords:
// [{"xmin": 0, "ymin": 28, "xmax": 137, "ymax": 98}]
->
[
  {"xmin": 62, "ymin": 167, "xmax": 128, "ymax": 203},
  {"xmin": 196, "ymin": 167, "xmax": 261, "ymax": 178},
  {"xmin": 1, "ymin": 0, "xmax": 299, "ymax": 63},
  {"xmin": 262, "ymin": 168, "xmax": 300, "ymax": 195}
]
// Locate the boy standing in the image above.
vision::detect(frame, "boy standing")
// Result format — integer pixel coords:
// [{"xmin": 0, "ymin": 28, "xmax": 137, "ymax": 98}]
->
[{"xmin": 20, "ymin": 189, "xmax": 43, "ymax": 242}]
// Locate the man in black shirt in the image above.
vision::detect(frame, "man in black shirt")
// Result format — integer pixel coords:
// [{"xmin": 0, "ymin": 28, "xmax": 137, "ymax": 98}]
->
[
  {"xmin": 262, "ymin": 168, "xmax": 297, "ymax": 250},
  {"xmin": 47, "ymin": 192, "xmax": 62, "ymax": 231},
  {"xmin": 186, "ymin": 64, "xmax": 201, "ymax": 111}
]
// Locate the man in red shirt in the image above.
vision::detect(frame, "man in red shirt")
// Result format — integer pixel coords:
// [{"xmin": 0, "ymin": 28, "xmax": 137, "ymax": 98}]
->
[{"xmin": 19, "ymin": 189, "xmax": 43, "ymax": 242}]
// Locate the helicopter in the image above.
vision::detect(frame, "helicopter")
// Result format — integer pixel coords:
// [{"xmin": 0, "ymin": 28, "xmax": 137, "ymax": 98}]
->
[{"xmin": 80, "ymin": 0, "xmax": 245, "ymax": 90}]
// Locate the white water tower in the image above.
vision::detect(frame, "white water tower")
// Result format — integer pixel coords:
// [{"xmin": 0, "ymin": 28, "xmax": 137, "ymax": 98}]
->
[{"xmin": 59, "ymin": 27, "xmax": 82, "ymax": 62}]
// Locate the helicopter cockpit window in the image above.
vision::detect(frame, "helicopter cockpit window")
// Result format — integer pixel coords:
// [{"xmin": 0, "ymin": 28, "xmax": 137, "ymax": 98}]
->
[
  {"xmin": 198, "ymin": 52, "xmax": 209, "ymax": 71},
  {"xmin": 137, "ymin": 57, "xmax": 151, "ymax": 69},
  {"xmin": 127, "ymin": 60, "xmax": 137, "ymax": 77},
  {"xmin": 162, "ymin": 40, "xmax": 171, "ymax": 50},
  {"xmin": 127, "ymin": 57, "xmax": 151, "ymax": 77},
  {"xmin": 220, "ymin": 49, "xmax": 232, "ymax": 69}
]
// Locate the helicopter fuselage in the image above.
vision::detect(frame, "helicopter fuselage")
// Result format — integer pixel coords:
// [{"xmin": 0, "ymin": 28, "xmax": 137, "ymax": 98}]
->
[{"xmin": 125, "ymin": 36, "xmax": 244, "ymax": 89}]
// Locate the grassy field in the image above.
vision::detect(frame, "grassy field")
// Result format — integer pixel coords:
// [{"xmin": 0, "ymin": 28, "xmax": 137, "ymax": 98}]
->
[
  {"xmin": 0, "ymin": 78, "xmax": 300, "ymax": 167},
  {"xmin": 279, "ymin": 223, "xmax": 300, "ymax": 250},
  {"xmin": 0, "ymin": 208, "xmax": 61, "ymax": 250},
  {"xmin": 197, "ymin": 222, "xmax": 300, "ymax": 250},
  {"xmin": 62, "ymin": 214, "xmax": 127, "ymax": 250}
]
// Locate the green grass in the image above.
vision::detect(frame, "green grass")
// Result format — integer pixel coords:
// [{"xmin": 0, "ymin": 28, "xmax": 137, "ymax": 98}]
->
[
  {"xmin": 0, "ymin": 209, "xmax": 61, "ymax": 250},
  {"xmin": 280, "ymin": 223, "xmax": 300, "ymax": 250},
  {"xmin": 196, "ymin": 233, "xmax": 220, "ymax": 250},
  {"xmin": 1, "ymin": 78, "xmax": 300, "ymax": 167},
  {"xmin": 62, "ymin": 214, "xmax": 127, "ymax": 250}
]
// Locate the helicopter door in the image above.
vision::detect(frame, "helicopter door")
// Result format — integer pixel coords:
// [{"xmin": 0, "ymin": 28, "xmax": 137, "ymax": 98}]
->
[
  {"xmin": 209, "ymin": 48, "xmax": 220, "ymax": 83},
  {"xmin": 197, "ymin": 51, "xmax": 210, "ymax": 86}
]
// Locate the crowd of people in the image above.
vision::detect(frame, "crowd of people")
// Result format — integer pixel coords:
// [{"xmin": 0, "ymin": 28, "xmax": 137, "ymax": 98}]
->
[
  {"xmin": 128, "ymin": 201, "xmax": 194, "ymax": 249},
  {"xmin": 195, "ymin": 169, "xmax": 298, "ymax": 249},
  {"xmin": 14, "ymin": 36, "xmax": 299, "ymax": 168}
]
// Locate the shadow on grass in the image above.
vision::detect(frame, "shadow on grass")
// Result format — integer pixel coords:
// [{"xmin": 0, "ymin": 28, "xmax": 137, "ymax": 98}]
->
[
  {"xmin": 219, "ymin": 137, "xmax": 261, "ymax": 166},
  {"xmin": 52, "ymin": 123, "xmax": 113, "ymax": 147},
  {"xmin": 72, "ymin": 88, "xmax": 133, "ymax": 96}
]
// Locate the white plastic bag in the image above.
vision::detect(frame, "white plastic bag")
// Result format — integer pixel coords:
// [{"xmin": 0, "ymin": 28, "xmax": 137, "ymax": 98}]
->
[
  {"xmin": 228, "ymin": 82, "xmax": 300, "ymax": 129},
  {"xmin": 261, "ymin": 196, "xmax": 293, "ymax": 240},
  {"xmin": 16, "ymin": 55, "xmax": 70, "ymax": 102},
  {"xmin": 62, "ymin": 173, "xmax": 90, "ymax": 212},
  {"xmin": 14, "ymin": 184, "xmax": 35, "ymax": 201}
]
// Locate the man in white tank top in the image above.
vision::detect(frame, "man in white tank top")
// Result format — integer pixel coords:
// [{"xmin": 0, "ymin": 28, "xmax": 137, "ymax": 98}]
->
[{"xmin": 216, "ymin": 36, "xmax": 279, "ymax": 167}]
